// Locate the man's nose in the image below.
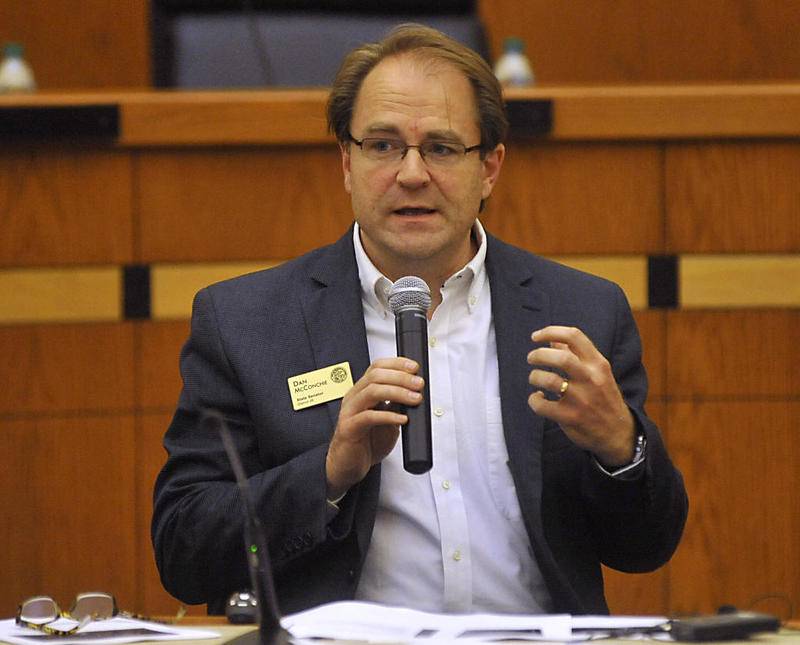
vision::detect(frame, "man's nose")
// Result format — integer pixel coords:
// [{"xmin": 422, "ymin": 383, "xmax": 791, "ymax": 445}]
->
[{"xmin": 396, "ymin": 147, "xmax": 431, "ymax": 187}]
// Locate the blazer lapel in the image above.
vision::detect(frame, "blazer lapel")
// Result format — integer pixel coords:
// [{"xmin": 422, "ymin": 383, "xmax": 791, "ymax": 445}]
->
[{"xmin": 300, "ymin": 230, "xmax": 372, "ymax": 431}]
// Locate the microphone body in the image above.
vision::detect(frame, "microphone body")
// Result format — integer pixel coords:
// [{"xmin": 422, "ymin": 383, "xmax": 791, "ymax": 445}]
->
[{"xmin": 389, "ymin": 277, "xmax": 433, "ymax": 474}]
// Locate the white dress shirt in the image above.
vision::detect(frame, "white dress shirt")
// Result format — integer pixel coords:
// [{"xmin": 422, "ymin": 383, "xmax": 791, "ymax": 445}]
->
[{"xmin": 351, "ymin": 222, "xmax": 552, "ymax": 614}]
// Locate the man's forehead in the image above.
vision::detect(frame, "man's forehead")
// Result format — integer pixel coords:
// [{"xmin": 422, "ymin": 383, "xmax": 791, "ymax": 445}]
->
[{"xmin": 351, "ymin": 54, "xmax": 479, "ymax": 136}]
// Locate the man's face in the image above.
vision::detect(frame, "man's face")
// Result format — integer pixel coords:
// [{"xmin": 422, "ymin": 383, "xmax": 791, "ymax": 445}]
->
[{"xmin": 341, "ymin": 54, "xmax": 504, "ymax": 280}]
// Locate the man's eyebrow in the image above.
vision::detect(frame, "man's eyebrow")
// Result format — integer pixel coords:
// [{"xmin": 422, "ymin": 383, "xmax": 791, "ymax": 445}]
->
[
  {"xmin": 360, "ymin": 125, "xmax": 465, "ymax": 143},
  {"xmin": 362, "ymin": 123, "xmax": 402, "ymax": 136},
  {"xmin": 424, "ymin": 129, "xmax": 465, "ymax": 143}
]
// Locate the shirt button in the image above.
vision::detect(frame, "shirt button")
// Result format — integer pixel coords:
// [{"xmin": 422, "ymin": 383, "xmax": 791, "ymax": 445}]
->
[
  {"xmin": 434, "ymin": 407, "xmax": 444, "ymax": 417},
  {"xmin": 468, "ymin": 295, "xmax": 478, "ymax": 306},
  {"xmin": 442, "ymin": 480, "xmax": 451, "ymax": 490},
  {"xmin": 453, "ymin": 550, "xmax": 462, "ymax": 562},
  {"xmin": 429, "ymin": 336, "xmax": 437, "ymax": 348}
]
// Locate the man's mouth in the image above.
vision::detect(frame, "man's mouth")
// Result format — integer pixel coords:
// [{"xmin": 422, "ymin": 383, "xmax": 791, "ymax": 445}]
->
[{"xmin": 393, "ymin": 207, "xmax": 437, "ymax": 216}]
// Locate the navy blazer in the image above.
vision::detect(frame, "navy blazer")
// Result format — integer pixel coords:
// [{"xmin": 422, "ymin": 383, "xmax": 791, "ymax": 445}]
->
[{"xmin": 152, "ymin": 228, "xmax": 687, "ymax": 615}]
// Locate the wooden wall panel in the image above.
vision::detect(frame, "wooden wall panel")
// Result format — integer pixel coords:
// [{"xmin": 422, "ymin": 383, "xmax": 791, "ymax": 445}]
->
[
  {"xmin": 136, "ymin": 148, "xmax": 351, "ymax": 263},
  {"xmin": 487, "ymin": 143, "xmax": 662, "ymax": 254},
  {"xmin": 603, "ymin": 402, "xmax": 670, "ymax": 616},
  {"xmin": 0, "ymin": 416, "xmax": 138, "ymax": 611},
  {"xmin": 0, "ymin": 0, "xmax": 150, "ymax": 88},
  {"xmin": 668, "ymin": 401, "xmax": 800, "ymax": 618},
  {"xmin": 0, "ymin": 323, "xmax": 135, "ymax": 415},
  {"xmin": 137, "ymin": 321, "xmax": 190, "ymax": 411},
  {"xmin": 0, "ymin": 148, "xmax": 134, "ymax": 267},
  {"xmin": 665, "ymin": 142, "xmax": 800, "ymax": 253},
  {"xmin": 136, "ymin": 412, "xmax": 206, "ymax": 616},
  {"xmin": 634, "ymin": 311, "xmax": 666, "ymax": 400},
  {"xmin": 479, "ymin": 0, "xmax": 800, "ymax": 83},
  {"xmin": 666, "ymin": 311, "xmax": 800, "ymax": 397}
]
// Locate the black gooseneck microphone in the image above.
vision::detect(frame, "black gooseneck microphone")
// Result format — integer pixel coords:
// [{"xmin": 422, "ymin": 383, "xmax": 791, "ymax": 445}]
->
[
  {"xmin": 201, "ymin": 410, "xmax": 292, "ymax": 645},
  {"xmin": 387, "ymin": 276, "xmax": 433, "ymax": 474}
]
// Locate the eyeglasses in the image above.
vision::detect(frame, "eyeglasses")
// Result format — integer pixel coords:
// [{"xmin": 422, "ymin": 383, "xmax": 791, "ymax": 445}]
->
[
  {"xmin": 348, "ymin": 133, "xmax": 482, "ymax": 167},
  {"xmin": 16, "ymin": 592, "xmax": 119, "ymax": 636}
]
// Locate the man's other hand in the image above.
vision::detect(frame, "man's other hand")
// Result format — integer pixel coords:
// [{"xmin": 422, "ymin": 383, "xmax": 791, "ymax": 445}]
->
[{"xmin": 527, "ymin": 326, "xmax": 635, "ymax": 468}]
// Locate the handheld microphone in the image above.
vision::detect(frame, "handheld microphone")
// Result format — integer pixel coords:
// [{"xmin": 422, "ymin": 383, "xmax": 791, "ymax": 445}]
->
[
  {"xmin": 388, "ymin": 276, "xmax": 433, "ymax": 474},
  {"xmin": 201, "ymin": 410, "xmax": 292, "ymax": 645}
]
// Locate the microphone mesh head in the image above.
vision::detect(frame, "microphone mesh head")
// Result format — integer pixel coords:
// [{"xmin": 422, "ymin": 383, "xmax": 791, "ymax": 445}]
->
[{"xmin": 388, "ymin": 276, "xmax": 431, "ymax": 313}]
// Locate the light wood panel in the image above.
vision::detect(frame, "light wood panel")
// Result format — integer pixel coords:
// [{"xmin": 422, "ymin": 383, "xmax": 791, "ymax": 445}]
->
[
  {"xmin": 0, "ymin": 323, "xmax": 135, "ymax": 415},
  {"xmin": 668, "ymin": 401, "xmax": 800, "ymax": 618},
  {"xmin": 0, "ymin": 266, "xmax": 120, "ymax": 324},
  {"xmin": 0, "ymin": 147, "xmax": 134, "ymax": 267},
  {"xmin": 665, "ymin": 141, "xmax": 800, "ymax": 253},
  {"xmin": 680, "ymin": 255, "xmax": 800, "ymax": 308},
  {"xmin": 151, "ymin": 262, "xmax": 278, "ymax": 320},
  {"xmin": 0, "ymin": 415, "xmax": 138, "ymax": 611},
  {"xmin": 0, "ymin": 0, "xmax": 149, "ymax": 88},
  {"xmin": 136, "ymin": 148, "xmax": 351, "ymax": 262},
  {"xmin": 666, "ymin": 311, "xmax": 800, "ymax": 398},
  {"xmin": 479, "ymin": 0, "xmax": 800, "ymax": 84},
  {"xmin": 487, "ymin": 143, "xmax": 662, "ymax": 254},
  {"xmin": 548, "ymin": 256, "xmax": 648, "ymax": 310}
]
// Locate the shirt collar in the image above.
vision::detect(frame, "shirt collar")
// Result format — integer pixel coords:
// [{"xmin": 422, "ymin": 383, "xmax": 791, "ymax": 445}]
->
[{"xmin": 352, "ymin": 220, "xmax": 489, "ymax": 316}]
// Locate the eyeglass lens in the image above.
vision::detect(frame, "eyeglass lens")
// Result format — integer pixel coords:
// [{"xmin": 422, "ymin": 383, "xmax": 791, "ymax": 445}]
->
[
  {"xmin": 70, "ymin": 592, "xmax": 116, "ymax": 620},
  {"xmin": 19, "ymin": 596, "xmax": 59, "ymax": 624}
]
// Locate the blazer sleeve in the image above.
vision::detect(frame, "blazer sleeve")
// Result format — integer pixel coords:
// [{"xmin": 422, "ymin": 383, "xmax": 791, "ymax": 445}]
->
[
  {"xmin": 151, "ymin": 287, "xmax": 359, "ymax": 606},
  {"xmin": 579, "ymin": 285, "xmax": 688, "ymax": 572}
]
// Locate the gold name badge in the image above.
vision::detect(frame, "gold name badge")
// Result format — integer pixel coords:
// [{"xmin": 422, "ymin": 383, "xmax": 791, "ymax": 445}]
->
[{"xmin": 288, "ymin": 361, "xmax": 354, "ymax": 411}]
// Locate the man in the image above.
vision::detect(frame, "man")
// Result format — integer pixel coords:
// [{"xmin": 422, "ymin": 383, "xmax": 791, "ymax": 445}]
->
[{"xmin": 152, "ymin": 24, "xmax": 687, "ymax": 616}]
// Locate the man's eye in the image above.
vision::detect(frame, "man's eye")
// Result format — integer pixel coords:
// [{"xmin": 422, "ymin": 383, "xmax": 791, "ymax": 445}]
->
[
  {"xmin": 426, "ymin": 143, "xmax": 460, "ymax": 157},
  {"xmin": 365, "ymin": 139, "xmax": 400, "ymax": 154}
]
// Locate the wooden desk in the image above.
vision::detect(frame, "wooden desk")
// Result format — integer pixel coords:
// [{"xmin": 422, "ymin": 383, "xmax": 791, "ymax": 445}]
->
[{"xmin": 2, "ymin": 84, "xmax": 800, "ymax": 145}]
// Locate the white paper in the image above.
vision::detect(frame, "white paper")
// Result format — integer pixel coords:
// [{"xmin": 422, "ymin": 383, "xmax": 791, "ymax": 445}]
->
[
  {"xmin": 0, "ymin": 616, "xmax": 219, "ymax": 645},
  {"xmin": 281, "ymin": 601, "xmax": 666, "ymax": 642}
]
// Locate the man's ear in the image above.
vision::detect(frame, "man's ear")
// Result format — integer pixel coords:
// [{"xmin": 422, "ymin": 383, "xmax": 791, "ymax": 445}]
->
[
  {"xmin": 481, "ymin": 143, "xmax": 505, "ymax": 200},
  {"xmin": 340, "ymin": 141, "xmax": 352, "ymax": 194}
]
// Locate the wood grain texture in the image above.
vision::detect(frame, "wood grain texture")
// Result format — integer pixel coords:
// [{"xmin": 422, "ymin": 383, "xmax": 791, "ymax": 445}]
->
[
  {"xmin": 548, "ymin": 256, "xmax": 648, "ymax": 310},
  {"xmin": 666, "ymin": 310, "xmax": 800, "ymax": 397},
  {"xmin": 479, "ymin": 0, "xmax": 800, "ymax": 84},
  {"xmin": 151, "ymin": 262, "xmax": 279, "ymax": 320},
  {"xmin": 4, "ymin": 86, "xmax": 800, "ymax": 143},
  {"xmin": 0, "ymin": 147, "xmax": 134, "ymax": 267},
  {"xmin": 634, "ymin": 310, "xmax": 666, "ymax": 400},
  {"xmin": 486, "ymin": 143, "xmax": 662, "ymax": 254},
  {"xmin": 136, "ymin": 412, "xmax": 206, "ymax": 616},
  {"xmin": 665, "ymin": 142, "xmax": 800, "ymax": 253},
  {"xmin": 668, "ymin": 401, "xmax": 800, "ymax": 618},
  {"xmin": 680, "ymin": 255, "xmax": 800, "ymax": 308},
  {"xmin": 0, "ymin": 323, "xmax": 135, "ymax": 414},
  {"xmin": 136, "ymin": 148, "xmax": 352, "ymax": 262},
  {"xmin": 136, "ymin": 321, "xmax": 190, "ymax": 412},
  {"xmin": 0, "ymin": 0, "xmax": 150, "ymax": 88},
  {"xmin": 0, "ymin": 415, "xmax": 138, "ymax": 613},
  {"xmin": 122, "ymin": 90, "xmax": 331, "ymax": 146},
  {"xmin": 0, "ymin": 266, "xmax": 120, "ymax": 323},
  {"xmin": 603, "ymin": 400, "xmax": 670, "ymax": 615}
]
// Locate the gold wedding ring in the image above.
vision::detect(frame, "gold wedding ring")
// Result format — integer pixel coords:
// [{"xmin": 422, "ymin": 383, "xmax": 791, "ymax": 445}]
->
[{"xmin": 559, "ymin": 380, "xmax": 569, "ymax": 396}]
